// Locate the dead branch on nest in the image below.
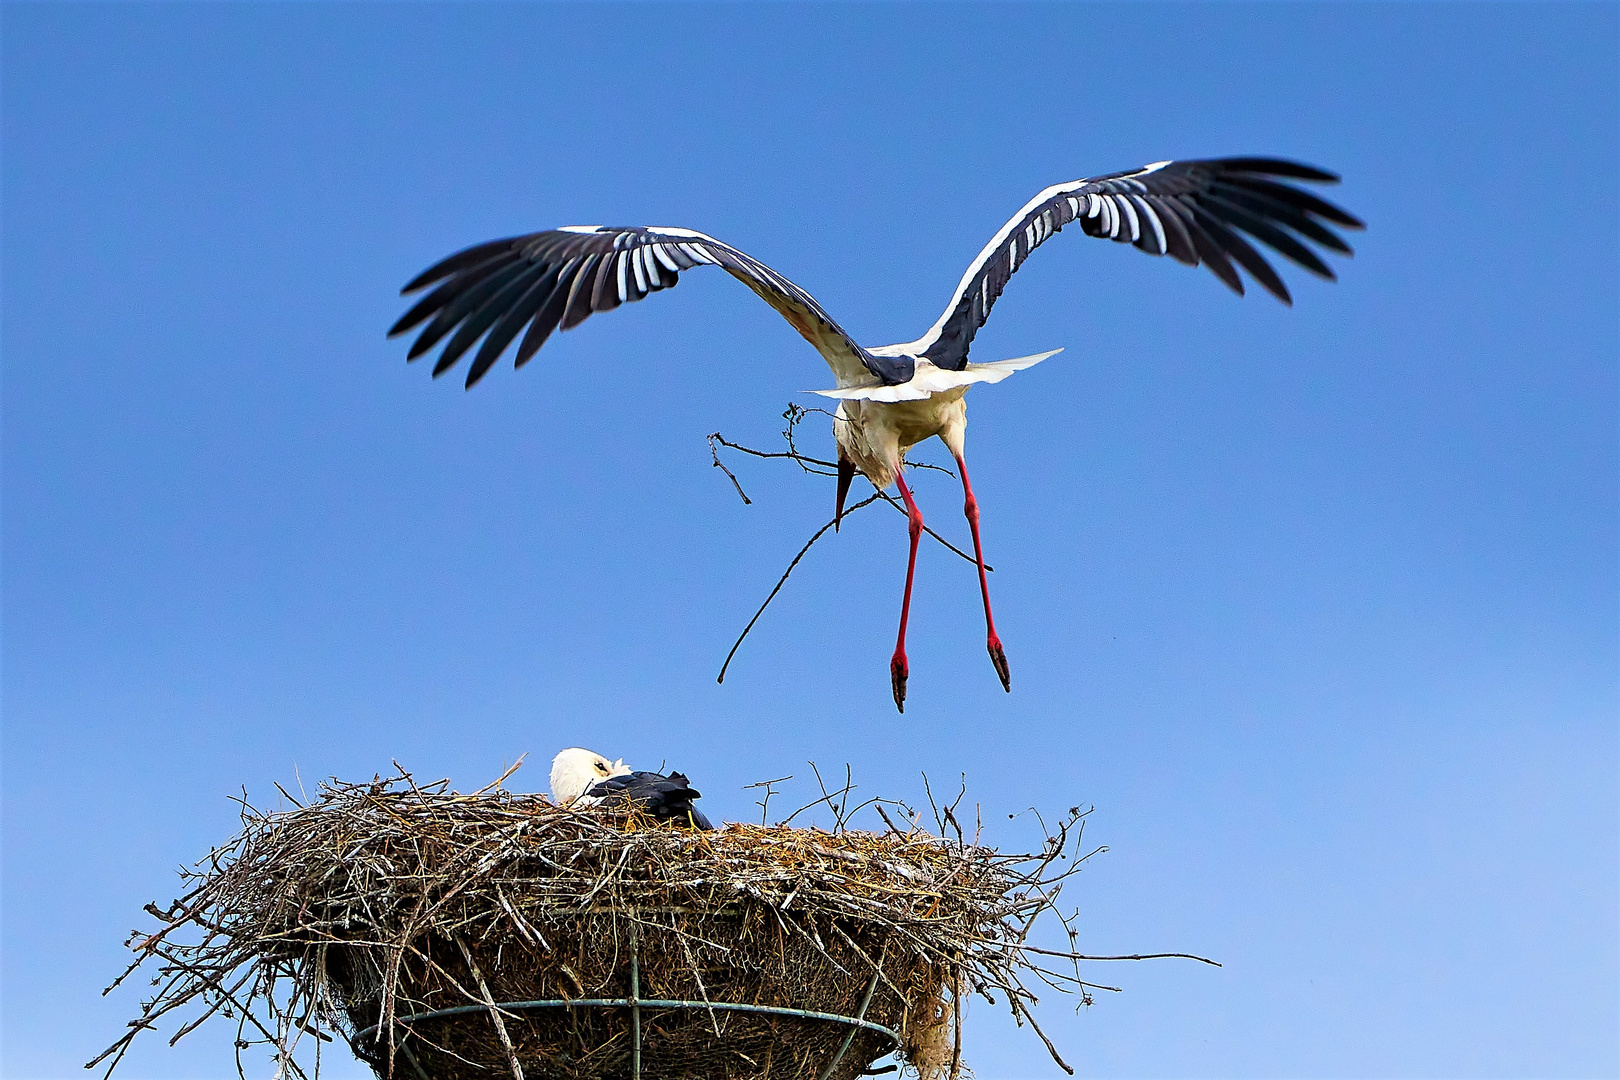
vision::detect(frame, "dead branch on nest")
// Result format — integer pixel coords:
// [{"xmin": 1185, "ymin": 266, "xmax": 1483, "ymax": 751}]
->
[{"xmin": 709, "ymin": 405, "xmax": 992, "ymax": 683}]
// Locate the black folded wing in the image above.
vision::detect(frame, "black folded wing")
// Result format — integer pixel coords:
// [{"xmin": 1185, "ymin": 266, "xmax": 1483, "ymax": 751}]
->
[
  {"xmin": 389, "ymin": 225, "xmax": 895, "ymax": 389},
  {"xmin": 905, "ymin": 157, "xmax": 1365, "ymax": 369},
  {"xmin": 588, "ymin": 770, "xmax": 713, "ymax": 829}
]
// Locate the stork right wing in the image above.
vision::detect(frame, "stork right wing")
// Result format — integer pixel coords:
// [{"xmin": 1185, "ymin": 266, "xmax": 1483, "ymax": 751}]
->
[{"xmin": 389, "ymin": 226, "xmax": 911, "ymax": 389}]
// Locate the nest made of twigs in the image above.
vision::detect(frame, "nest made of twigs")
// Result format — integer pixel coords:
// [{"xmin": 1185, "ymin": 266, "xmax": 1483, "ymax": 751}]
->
[{"xmin": 94, "ymin": 767, "xmax": 1112, "ymax": 1080}]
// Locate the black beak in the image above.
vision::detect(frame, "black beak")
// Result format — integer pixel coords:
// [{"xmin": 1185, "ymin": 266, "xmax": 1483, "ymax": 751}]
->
[{"xmin": 835, "ymin": 454, "xmax": 856, "ymax": 532}]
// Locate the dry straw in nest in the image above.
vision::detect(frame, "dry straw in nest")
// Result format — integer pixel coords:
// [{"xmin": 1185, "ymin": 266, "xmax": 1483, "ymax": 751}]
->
[{"xmin": 92, "ymin": 763, "xmax": 1203, "ymax": 1080}]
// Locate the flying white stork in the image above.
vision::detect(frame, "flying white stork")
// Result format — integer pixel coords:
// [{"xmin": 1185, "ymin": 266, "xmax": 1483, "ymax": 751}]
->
[
  {"xmin": 390, "ymin": 157, "xmax": 1362, "ymax": 711},
  {"xmin": 549, "ymin": 747, "xmax": 714, "ymax": 829}
]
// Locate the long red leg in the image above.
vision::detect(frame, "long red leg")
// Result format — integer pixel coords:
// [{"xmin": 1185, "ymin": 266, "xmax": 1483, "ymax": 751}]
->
[
  {"xmin": 956, "ymin": 455, "xmax": 1010, "ymax": 692},
  {"xmin": 890, "ymin": 470, "xmax": 925, "ymax": 713}
]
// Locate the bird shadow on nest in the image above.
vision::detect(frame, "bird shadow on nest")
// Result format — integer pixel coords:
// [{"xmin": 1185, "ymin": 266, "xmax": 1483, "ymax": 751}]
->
[{"xmin": 707, "ymin": 403, "xmax": 982, "ymax": 685}]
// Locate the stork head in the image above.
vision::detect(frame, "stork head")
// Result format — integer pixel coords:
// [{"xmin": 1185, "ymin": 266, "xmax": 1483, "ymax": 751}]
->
[{"xmin": 550, "ymin": 747, "xmax": 630, "ymax": 805}]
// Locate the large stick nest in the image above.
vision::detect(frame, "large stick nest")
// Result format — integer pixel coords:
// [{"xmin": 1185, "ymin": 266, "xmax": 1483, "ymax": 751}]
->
[{"xmin": 93, "ymin": 766, "xmax": 1119, "ymax": 1080}]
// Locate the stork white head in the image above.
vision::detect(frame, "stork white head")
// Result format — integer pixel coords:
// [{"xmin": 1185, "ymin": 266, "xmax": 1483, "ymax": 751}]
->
[{"xmin": 550, "ymin": 747, "xmax": 630, "ymax": 805}]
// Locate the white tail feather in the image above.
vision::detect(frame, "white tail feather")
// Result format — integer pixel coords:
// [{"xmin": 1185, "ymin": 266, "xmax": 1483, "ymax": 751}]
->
[{"xmin": 808, "ymin": 348, "xmax": 1061, "ymax": 401}]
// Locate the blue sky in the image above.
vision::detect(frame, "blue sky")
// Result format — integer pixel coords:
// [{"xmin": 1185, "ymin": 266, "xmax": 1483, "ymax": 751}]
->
[{"xmin": 3, "ymin": 3, "xmax": 1616, "ymax": 1078}]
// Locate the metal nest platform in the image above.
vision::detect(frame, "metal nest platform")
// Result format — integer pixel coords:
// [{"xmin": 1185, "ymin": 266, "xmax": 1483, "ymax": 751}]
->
[
  {"xmin": 335, "ymin": 910, "xmax": 953, "ymax": 1080},
  {"xmin": 350, "ymin": 924, "xmax": 915, "ymax": 1080}
]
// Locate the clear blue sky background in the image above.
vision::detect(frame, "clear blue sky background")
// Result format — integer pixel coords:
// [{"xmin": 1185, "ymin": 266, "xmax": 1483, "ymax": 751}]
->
[{"xmin": 4, "ymin": 4, "xmax": 1616, "ymax": 1078}]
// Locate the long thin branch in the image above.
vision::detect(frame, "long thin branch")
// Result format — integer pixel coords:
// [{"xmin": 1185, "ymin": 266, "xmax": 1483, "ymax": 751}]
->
[
  {"xmin": 715, "ymin": 493, "xmax": 883, "ymax": 684},
  {"xmin": 708, "ymin": 445, "xmax": 992, "ymax": 681},
  {"xmin": 874, "ymin": 490, "xmax": 992, "ymax": 571},
  {"xmin": 1009, "ymin": 992, "xmax": 1075, "ymax": 1075},
  {"xmin": 1020, "ymin": 945, "xmax": 1222, "ymax": 967}
]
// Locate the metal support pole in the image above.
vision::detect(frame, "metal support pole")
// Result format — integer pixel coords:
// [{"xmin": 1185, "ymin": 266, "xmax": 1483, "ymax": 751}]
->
[
  {"xmin": 816, "ymin": 947, "xmax": 887, "ymax": 1080},
  {"xmin": 397, "ymin": 1039, "xmax": 432, "ymax": 1080},
  {"xmin": 629, "ymin": 923, "xmax": 642, "ymax": 1080}
]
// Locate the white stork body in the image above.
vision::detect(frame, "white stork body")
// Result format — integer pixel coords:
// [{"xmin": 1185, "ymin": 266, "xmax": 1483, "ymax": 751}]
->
[
  {"xmin": 831, "ymin": 377, "xmax": 969, "ymax": 492},
  {"xmin": 391, "ymin": 157, "xmax": 1362, "ymax": 711}
]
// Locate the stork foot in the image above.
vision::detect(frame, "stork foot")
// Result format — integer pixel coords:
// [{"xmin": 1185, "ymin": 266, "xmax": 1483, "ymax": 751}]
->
[
  {"xmin": 987, "ymin": 636, "xmax": 1011, "ymax": 693},
  {"xmin": 890, "ymin": 653, "xmax": 909, "ymax": 713}
]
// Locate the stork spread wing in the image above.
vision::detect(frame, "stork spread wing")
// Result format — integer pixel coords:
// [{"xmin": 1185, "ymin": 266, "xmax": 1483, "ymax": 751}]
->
[
  {"xmin": 903, "ymin": 157, "xmax": 1365, "ymax": 369},
  {"xmin": 389, "ymin": 226, "xmax": 900, "ymax": 389}
]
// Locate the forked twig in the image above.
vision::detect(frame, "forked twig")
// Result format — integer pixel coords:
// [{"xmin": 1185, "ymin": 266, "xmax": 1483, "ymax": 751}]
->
[
  {"xmin": 742, "ymin": 775, "xmax": 793, "ymax": 825},
  {"xmin": 707, "ymin": 431, "xmax": 836, "ymax": 474},
  {"xmin": 706, "ymin": 433, "xmax": 753, "ymax": 503}
]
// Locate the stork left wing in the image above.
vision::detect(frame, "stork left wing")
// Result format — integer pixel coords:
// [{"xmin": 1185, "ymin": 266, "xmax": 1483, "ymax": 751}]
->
[{"xmin": 900, "ymin": 157, "xmax": 1365, "ymax": 370}]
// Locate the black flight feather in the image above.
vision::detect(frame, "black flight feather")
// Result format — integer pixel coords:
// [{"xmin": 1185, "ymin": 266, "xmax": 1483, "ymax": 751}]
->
[
  {"xmin": 432, "ymin": 264, "xmax": 550, "ymax": 378},
  {"xmin": 1213, "ymin": 157, "xmax": 1341, "ymax": 183},
  {"xmin": 1205, "ymin": 184, "xmax": 1355, "ymax": 256},
  {"xmin": 1186, "ymin": 202, "xmax": 1293, "ymax": 304},
  {"xmin": 560, "ymin": 254, "xmax": 602, "ymax": 331},
  {"xmin": 465, "ymin": 268, "xmax": 564, "ymax": 388},
  {"xmin": 513, "ymin": 278, "xmax": 574, "ymax": 369},
  {"xmin": 1217, "ymin": 175, "xmax": 1365, "ymax": 229},
  {"xmin": 400, "ymin": 237, "xmax": 519, "ymax": 294}
]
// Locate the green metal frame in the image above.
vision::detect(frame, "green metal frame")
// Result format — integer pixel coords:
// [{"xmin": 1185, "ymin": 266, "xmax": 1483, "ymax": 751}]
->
[{"xmin": 350, "ymin": 926, "xmax": 897, "ymax": 1080}]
